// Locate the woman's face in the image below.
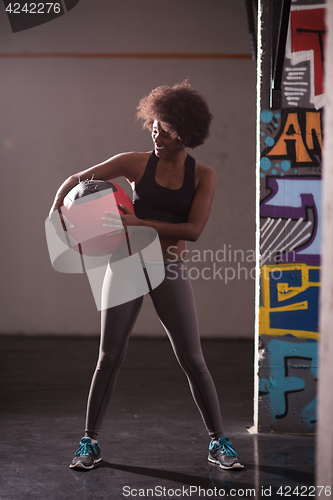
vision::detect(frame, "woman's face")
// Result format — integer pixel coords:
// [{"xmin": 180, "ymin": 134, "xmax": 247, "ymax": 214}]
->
[{"xmin": 151, "ymin": 120, "xmax": 182, "ymax": 157}]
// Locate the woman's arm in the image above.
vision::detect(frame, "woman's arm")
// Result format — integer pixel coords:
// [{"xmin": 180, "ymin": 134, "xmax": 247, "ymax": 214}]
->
[
  {"xmin": 112, "ymin": 165, "xmax": 217, "ymax": 242},
  {"xmin": 48, "ymin": 152, "xmax": 144, "ymax": 218}
]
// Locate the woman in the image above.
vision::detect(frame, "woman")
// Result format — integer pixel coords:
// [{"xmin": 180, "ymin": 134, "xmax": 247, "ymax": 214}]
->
[{"xmin": 49, "ymin": 81, "xmax": 243, "ymax": 471}]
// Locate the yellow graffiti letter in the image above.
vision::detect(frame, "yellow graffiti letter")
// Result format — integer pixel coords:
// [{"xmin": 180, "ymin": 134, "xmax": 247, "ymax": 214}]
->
[{"xmin": 267, "ymin": 113, "xmax": 311, "ymax": 163}]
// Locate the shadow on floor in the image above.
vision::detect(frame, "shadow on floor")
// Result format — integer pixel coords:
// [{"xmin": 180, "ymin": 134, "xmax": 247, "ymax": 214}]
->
[{"xmin": 0, "ymin": 336, "xmax": 315, "ymax": 500}]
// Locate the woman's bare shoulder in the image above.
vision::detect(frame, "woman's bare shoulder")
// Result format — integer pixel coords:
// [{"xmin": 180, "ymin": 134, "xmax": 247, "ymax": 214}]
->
[
  {"xmin": 194, "ymin": 160, "xmax": 217, "ymax": 186},
  {"xmin": 100, "ymin": 151, "xmax": 149, "ymax": 180},
  {"xmin": 118, "ymin": 151, "xmax": 151, "ymax": 159},
  {"xmin": 112, "ymin": 151, "xmax": 151, "ymax": 166},
  {"xmin": 114, "ymin": 151, "xmax": 152, "ymax": 182}
]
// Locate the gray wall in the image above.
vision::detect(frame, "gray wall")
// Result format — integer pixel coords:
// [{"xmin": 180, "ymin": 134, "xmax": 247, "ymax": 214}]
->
[{"xmin": 0, "ymin": 0, "xmax": 256, "ymax": 337}]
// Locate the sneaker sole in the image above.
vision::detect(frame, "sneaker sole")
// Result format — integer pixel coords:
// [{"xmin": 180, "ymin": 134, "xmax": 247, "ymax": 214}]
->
[
  {"xmin": 69, "ymin": 457, "xmax": 102, "ymax": 470},
  {"xmin": 208, "ymin": 456, "xmax": 244, "ymax": 470}
]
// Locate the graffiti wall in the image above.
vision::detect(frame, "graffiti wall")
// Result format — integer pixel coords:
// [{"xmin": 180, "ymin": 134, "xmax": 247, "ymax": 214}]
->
[{"xmin": 258, "ymin": 0, "xmax": 325, "ymax": 433}]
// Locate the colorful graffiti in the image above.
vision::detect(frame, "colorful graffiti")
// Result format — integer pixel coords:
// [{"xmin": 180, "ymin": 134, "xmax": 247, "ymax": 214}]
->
[
  {"xmin": 260, "ymin": 264, "xmax": 320, "ymax": 340},
  {"xmin": 259, "ymin": 339, "xmax": 317, "ymax": 427},
  {"xmin": 260, "ymin": 176, "xmax": 321, "ymax": 265},
  {"xmin": 260, "ymin": 109, "xmax": 323, "ymax": 175},
  {"xmin": 283, "ymin": 4, "xmax": 325, "ymax": 109},
  {"xmin": 258, "ymin": 1, "xmax": 324, "ymax": 433},
  {"xmin": 262, "ymin": 110, "xmax": 322, "ymax": 168}
]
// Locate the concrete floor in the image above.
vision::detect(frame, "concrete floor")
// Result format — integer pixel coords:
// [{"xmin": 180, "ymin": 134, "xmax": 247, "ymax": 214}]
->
[{"xmin": 0, "ymin": 337, "xmax": 314, "ymax": 500}]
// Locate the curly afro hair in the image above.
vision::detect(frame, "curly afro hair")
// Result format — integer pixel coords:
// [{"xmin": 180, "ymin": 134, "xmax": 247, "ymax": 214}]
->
[{"xmin": 136, "ymin": 80, "xmax": 213, "ymax": 149}]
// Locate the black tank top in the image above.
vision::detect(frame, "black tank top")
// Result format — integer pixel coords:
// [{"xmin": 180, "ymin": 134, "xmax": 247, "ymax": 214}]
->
[{"xmin": 133, "ymin": 151, "xmax": 196, "ymax": 223}]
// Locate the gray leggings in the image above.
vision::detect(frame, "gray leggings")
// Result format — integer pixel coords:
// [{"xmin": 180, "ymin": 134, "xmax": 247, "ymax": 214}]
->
[{"xmin": 85, "ymin": 260, "xmax": 224, "ymax": 441}]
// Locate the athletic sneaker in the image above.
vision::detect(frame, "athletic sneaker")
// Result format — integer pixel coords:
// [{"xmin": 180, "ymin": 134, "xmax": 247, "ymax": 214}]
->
[
  {"xmin": 208, "ymin": 436, "xmax": 244, "ymax": 470},
  {"xmin": 69, "ymin": 436, "xmax": 102, "ymax": 470}
]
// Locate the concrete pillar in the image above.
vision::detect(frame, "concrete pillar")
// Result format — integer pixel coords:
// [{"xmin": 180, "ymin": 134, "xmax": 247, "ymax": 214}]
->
[
  {"xmin": 316, "ymin": 0, "xmax": 333, "ymax": 490},
  {"xmin": 256, "ymin": 0, "xmax": 323, "ymax": 435}
]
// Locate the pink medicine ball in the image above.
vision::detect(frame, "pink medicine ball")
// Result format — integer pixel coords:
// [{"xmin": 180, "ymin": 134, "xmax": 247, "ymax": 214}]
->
[{"xmin": 60, "ymin": 179, "xmax": 134, "ymax": 257}]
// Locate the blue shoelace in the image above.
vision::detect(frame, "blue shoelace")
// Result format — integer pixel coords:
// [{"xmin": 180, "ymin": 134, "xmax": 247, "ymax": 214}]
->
[
  {"xmin": 212, "ymin": 436, "xmax": 238, "ymax": 457},
  {"xmin": 75, "ymin": 438, "xmax": 99, "ymax": 457}
]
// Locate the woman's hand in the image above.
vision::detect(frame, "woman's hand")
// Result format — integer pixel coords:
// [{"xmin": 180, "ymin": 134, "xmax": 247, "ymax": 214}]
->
[{"xmin": 102, "ymin": 204, "xmax": 142, "ymax": 236}]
